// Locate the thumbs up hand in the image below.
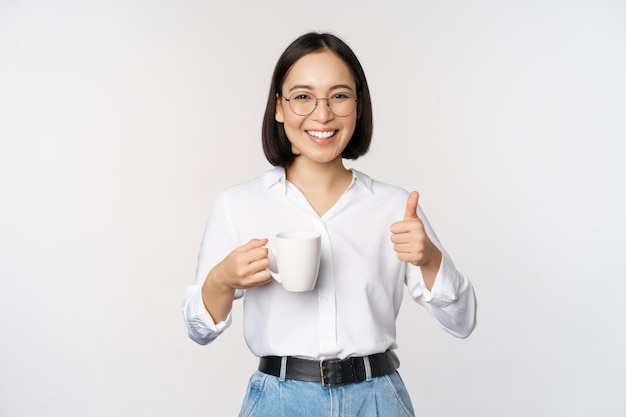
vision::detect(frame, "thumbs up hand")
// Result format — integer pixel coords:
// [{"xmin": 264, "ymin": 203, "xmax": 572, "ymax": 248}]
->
[{"xmin": 390, "ymin": 191, "xmax": 435, "ymax": 266}]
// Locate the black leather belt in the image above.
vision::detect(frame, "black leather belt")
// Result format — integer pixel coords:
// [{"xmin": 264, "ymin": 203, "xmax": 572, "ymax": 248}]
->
[{"xmin": 258, "ymin": 350, "xmax": 400, "ymax": 388}]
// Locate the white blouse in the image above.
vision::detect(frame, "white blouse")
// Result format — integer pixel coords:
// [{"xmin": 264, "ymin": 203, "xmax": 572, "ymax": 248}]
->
[{"xmin": 183, "ymin": 167, "xmax": 477, "ymax": 360}]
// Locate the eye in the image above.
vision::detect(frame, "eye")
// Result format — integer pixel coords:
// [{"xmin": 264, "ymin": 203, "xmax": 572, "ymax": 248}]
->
[
  {"xmin": 331, "ymin": 92, "xmax": 352, "ymax": 101},
  {"xmin": 291, "ymin": 92, "xmax": 313, "ymax": 101}
]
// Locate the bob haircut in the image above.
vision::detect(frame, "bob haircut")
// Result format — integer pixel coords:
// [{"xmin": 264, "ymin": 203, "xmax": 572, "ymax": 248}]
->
[{"xmin": 262, "ymin": 32, "xmax": 373, "ymax": 167}]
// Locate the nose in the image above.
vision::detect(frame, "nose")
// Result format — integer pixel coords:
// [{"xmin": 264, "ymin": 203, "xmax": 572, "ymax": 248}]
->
[{"xmin": 310, "ymin": 98, "xmax": 334, "ymax": 122}]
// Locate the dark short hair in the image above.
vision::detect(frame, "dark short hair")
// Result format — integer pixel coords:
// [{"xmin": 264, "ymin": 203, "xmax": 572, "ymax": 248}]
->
[{"xmin": 262, "ymin": 32, "xmax": 373, "ymax": 167}]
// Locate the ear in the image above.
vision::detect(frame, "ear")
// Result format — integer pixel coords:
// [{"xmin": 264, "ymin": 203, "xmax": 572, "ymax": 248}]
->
[
  {"xmin": 356, "ymin": 96, "xmax": 362, "ymax": 120},
  {"xmin": 275, "ymin": 94, "xmax": 284, "ymax": 123}
]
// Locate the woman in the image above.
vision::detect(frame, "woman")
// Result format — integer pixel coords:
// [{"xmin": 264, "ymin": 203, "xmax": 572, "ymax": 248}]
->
[{"xmin": 183, "ymin": 32, "xmax": 477, "ymax": 417}]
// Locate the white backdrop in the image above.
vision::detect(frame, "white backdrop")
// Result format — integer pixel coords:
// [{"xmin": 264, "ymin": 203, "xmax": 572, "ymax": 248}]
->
[{"xmin": 1, "ymin": 1, "xmax": 625, "ymax": 416}]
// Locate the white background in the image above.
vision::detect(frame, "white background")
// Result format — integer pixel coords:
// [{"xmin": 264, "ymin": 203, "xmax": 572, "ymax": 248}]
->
[{"xmin": 1, "ymin": 1, "xmax": 625, "ymax": 416}]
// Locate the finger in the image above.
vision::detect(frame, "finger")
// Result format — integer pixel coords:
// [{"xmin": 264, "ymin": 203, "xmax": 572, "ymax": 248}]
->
[
  {"xmin": 239, "ymin": 238, "xmax": 269, "ymax": 252},
  {"xmin": 390, "ymin": 229, "xmax": 410, "ymax": 243},
  {"xmin": 243, "ymin": 241, "xmax": 270, "ymax": 265},
  {"xmin": 249, "ymin": 268, "xmax": 272, "ymax": 285},
  {"xmin": 239, "ymin": 269, "xmax": 273, "ymax": 289},
  {"xmin": 248, "ymin": 256, "xmax": 270, "ymax": 272},
  {"xmin": 403, "ymin": 191, "xmax": 420, "ymax": 221},
  {"xmin": 390, "ymin": 217, "xmax": 423, "ymax": 235}
]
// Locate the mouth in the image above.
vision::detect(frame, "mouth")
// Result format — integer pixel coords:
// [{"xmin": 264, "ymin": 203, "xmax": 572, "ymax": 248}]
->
[{"xmin": 306, "ymin": 130, "xmax": 337, "ymax": 140}]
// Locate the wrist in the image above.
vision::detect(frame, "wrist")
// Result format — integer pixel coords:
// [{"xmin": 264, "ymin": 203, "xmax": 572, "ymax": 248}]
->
[
  {"xmin": 423, "ymin": 245, "xmax": 442, "ymax": 269},
  {"xmin": 203, "ymin": 267, "xmax": 235, "ymax": 296},
  {"xmin": 201, "ymin": 269, "xmax": 235, "ymax": 323},
  {"xmin": 420, "ymin": 245, "xmax": 442, "ymax": 291}
]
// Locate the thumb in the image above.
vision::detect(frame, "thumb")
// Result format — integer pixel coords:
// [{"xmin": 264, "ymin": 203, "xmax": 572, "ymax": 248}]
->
[{"xmin": 403, "ymin": 191, "xmax": 420, "ymax": 220}]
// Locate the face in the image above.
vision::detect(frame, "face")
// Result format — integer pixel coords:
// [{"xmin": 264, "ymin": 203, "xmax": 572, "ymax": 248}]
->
[{"xmin": 275, "ymin": 50, "xmax": 358, "ymax": 167}]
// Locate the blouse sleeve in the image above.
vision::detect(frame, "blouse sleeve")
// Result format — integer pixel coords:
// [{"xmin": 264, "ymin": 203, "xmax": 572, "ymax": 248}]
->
[
  {"xmin": 182, "ymin": 191, "xmax": 244, "ymax": 345},
  {"xmin": 404, "ymin": 206, "xmax": 478, "ymax": 339}
]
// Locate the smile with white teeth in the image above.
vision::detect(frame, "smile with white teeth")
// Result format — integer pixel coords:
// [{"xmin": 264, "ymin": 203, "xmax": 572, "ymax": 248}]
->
[{"xmin": 307, "ymin": 130, "xmax": 336, "ymax": 139}]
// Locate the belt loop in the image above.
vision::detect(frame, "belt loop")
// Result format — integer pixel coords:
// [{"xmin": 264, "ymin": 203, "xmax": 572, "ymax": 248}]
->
[
  {"xmin": 363, "ymin": 355, "xmax": 372, "ymax": 381},
  {"xmin": 279, "ymin": 356, "xmax": 287, "ymax": 381}
]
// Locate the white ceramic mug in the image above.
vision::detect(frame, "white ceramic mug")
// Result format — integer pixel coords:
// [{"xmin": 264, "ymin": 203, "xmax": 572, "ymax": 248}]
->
[{"xmin": 265, "ymin": 231, "xmax": 321, "ymax": 292}]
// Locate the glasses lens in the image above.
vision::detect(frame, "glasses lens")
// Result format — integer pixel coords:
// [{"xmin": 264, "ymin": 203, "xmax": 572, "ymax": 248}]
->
[
  {"xmin": 288, "ymin": 93, "xmax": 316, "ymax": 116},
  {"xmin": 329, "ymin": 94, "xmax": 356, "ymax": 117}
]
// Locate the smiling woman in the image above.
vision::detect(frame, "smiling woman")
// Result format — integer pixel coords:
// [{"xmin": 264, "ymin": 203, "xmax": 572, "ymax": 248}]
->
[
  {"xmin": 275, "ymin": 51, "xmax": 358, "ymax": 169},
  {"xmin": 182, "ymin": 32, "xmax": 477, "ymax": 417}
]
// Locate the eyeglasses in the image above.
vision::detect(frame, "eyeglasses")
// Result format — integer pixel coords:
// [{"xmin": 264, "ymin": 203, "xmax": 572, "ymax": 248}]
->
[{"xmin": 282, "ymin": 92, "xmax": 358, "ymax": 117}]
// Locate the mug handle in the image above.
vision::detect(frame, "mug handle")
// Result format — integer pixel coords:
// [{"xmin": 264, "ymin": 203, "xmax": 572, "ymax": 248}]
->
[{"xmin": 263, "ymin": 246, "xmax": 281, "ymax": 284}]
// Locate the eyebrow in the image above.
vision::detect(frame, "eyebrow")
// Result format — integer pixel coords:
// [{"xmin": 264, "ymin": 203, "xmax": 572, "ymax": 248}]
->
[{"xmin": 287, "ymin": 84, "xmax": 355, "ymax": 93}]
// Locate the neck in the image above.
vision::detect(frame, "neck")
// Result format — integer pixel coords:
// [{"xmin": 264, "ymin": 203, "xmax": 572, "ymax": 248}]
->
[
  {"xmin": 286, "ymin": 157, "xmax": 351, "ymax": 191},
  {"xmin": 284, "ymin": 157, "xmax": 353, "ymax": 217}
]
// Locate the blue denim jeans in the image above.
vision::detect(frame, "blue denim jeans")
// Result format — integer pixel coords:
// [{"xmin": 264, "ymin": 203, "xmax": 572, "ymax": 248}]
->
[{"xmin": 238, "ymin": 370, "xmax": 416, "ymax": 417}]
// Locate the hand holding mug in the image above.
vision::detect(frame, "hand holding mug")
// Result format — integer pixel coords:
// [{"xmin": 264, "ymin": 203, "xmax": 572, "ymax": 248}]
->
[{"xmin": 210, "ymin": 239, "xmax": 273, "ymax": 290}]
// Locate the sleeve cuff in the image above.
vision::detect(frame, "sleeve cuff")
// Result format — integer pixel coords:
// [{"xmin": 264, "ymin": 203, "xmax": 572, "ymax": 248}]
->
[
  {"xmin": 183, "ymin": 286, "xmax": 233, "ymax": 345},
  {"xmin": 420, "ymin": 254, "xmax": 460, "ymax": 308}
]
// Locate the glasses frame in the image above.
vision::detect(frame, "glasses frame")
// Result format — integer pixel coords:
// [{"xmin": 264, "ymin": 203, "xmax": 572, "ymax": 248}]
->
[{"xmin": 282, "ymin": 92, "xmax": 358, "ymax": 117}]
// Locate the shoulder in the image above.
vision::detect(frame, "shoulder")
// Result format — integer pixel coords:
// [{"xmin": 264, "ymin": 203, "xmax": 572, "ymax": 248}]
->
[
  {"xmin": 351, "ymin": 169, "xmax": 409, "ymax": 199},
  {"xmin": 349, "ymin": 169, "xmax": 411, "ymax": 220},
  {"xmin": 222, "ymin": 167, "xmax": 285, "ymax": 195}
]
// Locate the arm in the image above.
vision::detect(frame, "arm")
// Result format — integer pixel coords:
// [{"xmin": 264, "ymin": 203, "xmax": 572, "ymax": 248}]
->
[
  {"xmin": 406, "ymin": 253, "xmax": 477, "ymax": 339},
  {"xmin": 391, "ymin": 191, "xmax": 477, "ymax": 338},
  {"xmin": 201, "ymin": 238, "xmax": 272, "ymax": 323},
  {"xmin": 182, "ymin": 191, "xmax": 271, "ymax": 345}
]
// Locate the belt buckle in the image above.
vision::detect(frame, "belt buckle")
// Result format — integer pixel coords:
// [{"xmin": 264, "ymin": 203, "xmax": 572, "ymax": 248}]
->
[{"xmin": 320, "ymin": 357, "xmax": 343, "ymax": 388}]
